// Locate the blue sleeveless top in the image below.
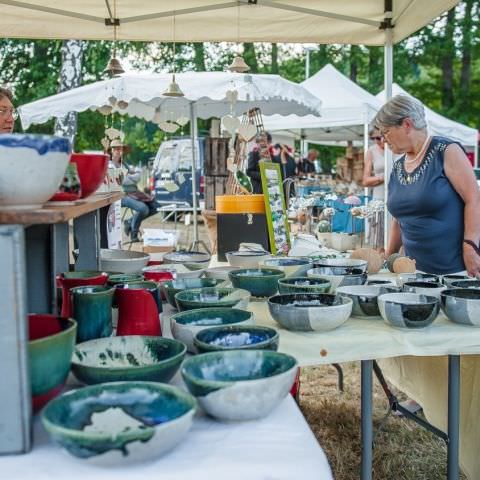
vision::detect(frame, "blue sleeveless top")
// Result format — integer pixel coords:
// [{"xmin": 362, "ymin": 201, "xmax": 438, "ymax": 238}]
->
[{"xmin": 387, "ymin": 136, "xmax": 465, "ymax": 274}]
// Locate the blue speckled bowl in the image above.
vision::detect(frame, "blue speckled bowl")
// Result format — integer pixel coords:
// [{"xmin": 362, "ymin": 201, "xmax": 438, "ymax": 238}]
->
[
  {"xmin": 193, "ymin": 325, "xmax": 279, "ymax": 353},
  {"xmin": 170, "ymin": 307, "xmax": 254, "ymax": 353},
  {"xmin": 181, "ymin": 350, "xmax": 297, "ymax": 421},
  {"xmin": 71, "ymin": 336, "xmax": 186, "ymax": 385},
  {"xmin": 259, "ymin": 257, "xmax": 313, "ymax": 277},
  {"xmin": 228, "ymin": 268, "xmax": 285, "ymax": 297},
  {"xmin": 42, "ymin": 381, "xmax": 196, "ymax": 463}
]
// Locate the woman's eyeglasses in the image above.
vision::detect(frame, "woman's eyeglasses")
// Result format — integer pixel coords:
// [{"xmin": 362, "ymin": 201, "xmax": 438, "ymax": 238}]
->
[
  {"xmin": 0, "ymin": 108, "xmax": 18, "ymax": 120},
  {"xmin": 370, "ymin": 136, "xmax": 383, "ymax": 141}
]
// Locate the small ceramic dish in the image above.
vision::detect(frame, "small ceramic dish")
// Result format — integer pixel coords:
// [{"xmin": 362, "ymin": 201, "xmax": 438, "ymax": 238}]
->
[
  {"xmin": 163, "ymin": 251, "xmax": 211, "ymax": 271},
  {"xmin": 71, "ymin": 336, "xmax": 186, "ymax": 385},
  {"xmin": 42, "ymin": 381, "xmax": 196, "ymax": 463},
  {"xmin": 100, "ymin": 249, "xmax": 150, "ymax": 274},
  {"xmin": 259, "ymin": 257, "xmax": 313, "ymax": 277},
  {"xmin": 225, "ymin": 250, "xmax": 271, "ymax": 268},
  {"xmin": 193, "ymin": 325, "xmax": 279, "ymax": 353},
  {"xmin": 181, "ymin": 350, "xmax": 297, "ymax": 421},
  {"xmin": 228, "ymin": 268, "xmax": 285, "ymax": 297}
]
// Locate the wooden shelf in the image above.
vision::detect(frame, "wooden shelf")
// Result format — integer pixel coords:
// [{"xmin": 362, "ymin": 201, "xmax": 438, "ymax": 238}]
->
[{"xmin": 0, "ymin": 192, "xmax": 123, "ymax": 225}]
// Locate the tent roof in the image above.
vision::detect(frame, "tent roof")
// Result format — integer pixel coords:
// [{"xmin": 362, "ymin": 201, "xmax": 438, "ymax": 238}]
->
[
  {"xmin": 264, "ymin": 63, "xmax": 381, "ymax": 142},
  {"xmin": 0, "ymin": 1, "xmax": 459, "ymax": 45},
  {"xmin": 376, "ymin": 83, "xmax": 478, "ymax": 147}
]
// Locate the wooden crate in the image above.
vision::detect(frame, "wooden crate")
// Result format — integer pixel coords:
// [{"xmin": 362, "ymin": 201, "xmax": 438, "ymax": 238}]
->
[
  {"xmin": 204, "ymin": 137, "xmax": 229, "ymax": 176},
  {"xmin": 205, "ymin": 176, "xmax": 228, "ymax": 211}
]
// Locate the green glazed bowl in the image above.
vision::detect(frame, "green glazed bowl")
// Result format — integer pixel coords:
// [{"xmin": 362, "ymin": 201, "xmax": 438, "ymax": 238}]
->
[
  {"xmin": 108, "ymin": 273, "xmax": 144, "ymax": 286},
  {"xmin": 193, "ymin": 325, "xmax": 279, "ymax": 354},
  {"xmin": 72, "ymin": 336, "xmax": 186, "ymax": 385},
  {"xmin": 170, "ymin": 307, "xmax": 254, "ymax": 353},
  {"xmin": 162, "ymin": 278, "xmax": 222, "ymax": 309},
  {"xmin": 228, "ymin": 268, "xmax": 285, "ymax": 297},
  {"xmin": 181, "ymin": 350, "xmax": 298, "ymax": 421},
  {"xmin": 174, "ymin": 287, "xmax": 251, "ymax": 311},
  {"xmin": 278, "ymin": 276, "xmax": 331, "ymax": 294},
  {"xmin": 42, "ymin": 381, "xmax": 196, "ymax": 463}
]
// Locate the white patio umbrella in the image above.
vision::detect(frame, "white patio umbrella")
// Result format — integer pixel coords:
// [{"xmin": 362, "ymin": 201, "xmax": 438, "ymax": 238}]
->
[{"xmin": 19, "ymin": 71, "xmax": 322, "ymax": 249}]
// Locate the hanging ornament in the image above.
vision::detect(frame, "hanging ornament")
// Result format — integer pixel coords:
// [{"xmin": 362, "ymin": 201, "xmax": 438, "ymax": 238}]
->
[
  {"xmin": 237, "ymin": 124, "xmax": 257, "ymax": 142},
  {"xmin": 163, "ymin": 14, "xmax": 184, "ymax": 97},
  {"xmin": 228, "ymin": 55, "xmax": 250, "ymax": 73},
  {"xmin": 159, "ymin": 121, "xmax": 180, "ymax": 133},
  {"xmin": 175, "ymin": 116, "xmax": 189, "ymax": 126},
  {"xmin": 105, "ymin": 127, "xmax": 121, "ymax": 140},
  {"xmin": 221, "ymin": 115, "xmax": 240, "ymax": 134},
  {"xmin": 117, "ymin": 100, "xmax": 129, "ymax": 110},
  {"xmin": 101, "ymin": 137, "xmax": 110, "ymax": 151},
  {"xmin": 108, "ymin": 96, "xmax": 117, "ymax": 106},
  {"xmin": 98, "ymin": 105, "xmax": 113, "ymax": 115}
]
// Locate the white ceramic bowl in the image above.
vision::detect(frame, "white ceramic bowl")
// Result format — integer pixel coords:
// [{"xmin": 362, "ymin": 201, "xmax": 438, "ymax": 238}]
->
[
  {"xmin": 0, "ymin": 134, "xmax": 71, "ymax": 209},
  {"xmin": 226, "ymin": 250, "xmax": 271, "ymax": 268},
  {"xmin": 100, "ymin": 249, "xmax": 150, "ymax": 274},
  {"xmin": 259, "ymin": 257, "xmax": 313, "ymax": 277},
  {"xmin": 163, "ymin": 251, "xmax": 211, "ymax": 271}
]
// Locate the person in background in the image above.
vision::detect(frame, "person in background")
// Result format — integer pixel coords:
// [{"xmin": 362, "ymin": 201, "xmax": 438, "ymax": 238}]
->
[
  {"xmin": 362, "ymin": 128, "xmax": 385, "ymax": 199},
  {"xmin": 274, "ymin": 143, "xmax": 296, "ymax": 180},
  {"xmin": 0, "ymin": 86, "xmax": 16, "ymax": 134},
  {"xmin": 110, "ymin": 139, "xmax": 158, "ymax": 242},
  {"xmin": 298, "ymin": 149, "xmax": 319, "ymax": 175},
  {"xmin": 247, "ymin": 131, "xmax": 281, "ymax": 193}
]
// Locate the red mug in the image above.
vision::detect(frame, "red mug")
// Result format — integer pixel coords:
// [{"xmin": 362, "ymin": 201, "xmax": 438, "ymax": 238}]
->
[{"xmin": 142, "ymin": 267, "xmax": 177, "ymax": 301}]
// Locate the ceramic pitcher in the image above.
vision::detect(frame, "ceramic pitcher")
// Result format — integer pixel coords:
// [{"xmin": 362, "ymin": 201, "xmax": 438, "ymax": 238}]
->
[
  {"xmin": 115, "ymin": 281, "xmax": 162, "ymax": 336},
  {"xmin": 56, "ymin": 271, "xmax": 109, "ymax": 318},
  {"xmin": 71, "ymin": 286, "xmax": 115, "ymax": 343}
]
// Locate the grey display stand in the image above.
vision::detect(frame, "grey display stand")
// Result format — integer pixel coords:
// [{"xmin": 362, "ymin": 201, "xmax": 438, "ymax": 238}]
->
[{"xmin": 0, "ymin": 193, "xmax": 122, "ymax": 455}]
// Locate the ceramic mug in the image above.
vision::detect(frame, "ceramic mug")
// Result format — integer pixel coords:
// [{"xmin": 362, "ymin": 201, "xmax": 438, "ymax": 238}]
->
[
  {"xmin": 70, "ymin": 286, "xmax": 115, "ymax": 342},
  {"xmin": 115, "ymin": 281, "xmax": 162, "ymax": 336}
]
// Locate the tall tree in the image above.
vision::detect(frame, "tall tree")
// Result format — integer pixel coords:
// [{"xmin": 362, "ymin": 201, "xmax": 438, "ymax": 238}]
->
[
  {"xmin": 271, "ymin": 43, "xmax": 279, "ymax": 74},
  {"xmin": 193, "ymin": 43, "xmax": 206, "ymax": 71},
  {"xmin": 440, "ymin": 8, "xmax": 456, "ymax": 110},
  {"xmin": 459, "ymin": 0, "xmax": 474, "ymax": 116},
  {"xmin": 243, "ymin": 42, "xmax": 259, "ymax": 73},
  {"xmin": 349, "ymin": 45, "xmax": 360, "ymax": 82}
]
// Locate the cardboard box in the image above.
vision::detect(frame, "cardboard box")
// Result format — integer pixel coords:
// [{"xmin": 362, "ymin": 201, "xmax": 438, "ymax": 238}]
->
[{"xmin": 142, "ymin": 245, "xmax": 175, "ymax": 253}]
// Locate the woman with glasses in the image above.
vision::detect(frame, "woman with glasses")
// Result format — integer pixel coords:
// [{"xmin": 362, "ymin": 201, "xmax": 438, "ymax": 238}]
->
[
  {"xmin": 363, "ymin": 128, "xmax": 385, "ymax": 249},
  {"xmin": 0, "ymin": 87, "xmax": 16, "ymax": 134},
  {"xmin": 375, "ymin": 94, "xmax": 480, "ymax": 277}
]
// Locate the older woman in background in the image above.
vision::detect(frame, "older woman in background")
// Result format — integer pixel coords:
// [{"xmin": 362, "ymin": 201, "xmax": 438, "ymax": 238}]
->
[
  {"xmin": 0, "ymin": 87, "xmax": 16, "ymax": 134},
  {"xmin": 375, "ymin": 95, "xmax": 480, "ymax": 276}
]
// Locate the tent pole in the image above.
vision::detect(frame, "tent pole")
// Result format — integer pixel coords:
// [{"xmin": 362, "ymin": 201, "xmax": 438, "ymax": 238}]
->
[
  {"xmin": 189, "ymin": 102, "xmax": 199, "ymax": 248},
  {"xmin": 384, "ymin": 24, "xmax": 394, "ymax": 251},
  {"xmin": 363, "ymin": 120, "xmax": 370, "ymax": 244}
]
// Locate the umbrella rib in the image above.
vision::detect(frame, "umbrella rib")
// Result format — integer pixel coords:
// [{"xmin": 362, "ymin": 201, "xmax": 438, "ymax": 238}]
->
[{"xmin": 0, "ymin": 0, "xmax": 105, "ymax": 23}]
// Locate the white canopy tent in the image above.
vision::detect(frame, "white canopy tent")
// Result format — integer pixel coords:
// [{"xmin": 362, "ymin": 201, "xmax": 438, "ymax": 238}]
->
[{"xmin": 377, "ymin": 83, "xmax": 478, "ymax": 163}]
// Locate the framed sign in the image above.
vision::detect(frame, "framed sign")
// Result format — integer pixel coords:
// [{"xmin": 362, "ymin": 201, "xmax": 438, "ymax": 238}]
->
[{"xmin": 260, "ymin": 161, "xmax": 291, "ymax": 254}]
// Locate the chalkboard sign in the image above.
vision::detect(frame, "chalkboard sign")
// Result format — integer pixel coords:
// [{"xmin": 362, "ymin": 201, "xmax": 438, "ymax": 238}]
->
[{"xmin": 259, "ymin": 162, "xmax": 291, "ymax": 254}]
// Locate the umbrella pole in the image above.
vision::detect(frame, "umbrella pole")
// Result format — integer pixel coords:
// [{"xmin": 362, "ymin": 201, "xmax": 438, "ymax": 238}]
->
[{"xmin": 189, "ymin": 102, "xmax": 210, "ymax": 253}]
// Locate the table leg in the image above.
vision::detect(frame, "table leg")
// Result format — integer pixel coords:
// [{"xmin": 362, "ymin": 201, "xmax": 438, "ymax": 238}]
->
[
  {"xmin": 361, "ymin": 359, "xmax": 373, "ymax": 480},
  {"xmin": 447, "ymin": 355, "xmax": 460, "ymax": 480},
  {"xmin": 51, "ymin": 222, "xmax": 70, "ymax": 313},
  {"xmin": 74, "ymin": 211, "xmax": 100, "ymax": 271}
]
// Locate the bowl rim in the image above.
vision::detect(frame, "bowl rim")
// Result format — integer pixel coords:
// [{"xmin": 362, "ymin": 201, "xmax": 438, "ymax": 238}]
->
[
  {"xmin": 307, "ymin": 267, "xmax": 366, "ymax": 278},
  {"xmin": 193, "ymin": 325, "xmax": 279, "ymax": 351},
  {"xmin": 42, "ymin": 381, "xmax": 196, "ymax": 439},
  {"xmin": 226, "ymin": 250, "xmax": 270, "ymax": 257},
  {"xmin": 402, "ymin": 281, "xmax": 445, "ymax": 288},
  {"xmin": 100, "ymin": 249, "xmax": 150, "ymax": 261},
  {"xmin": 378, "ymin": 292, "xmax": 438, "ymax": 305},
  {"xmin": 174, "ymin": 287, "xmax": 250, "ymax": 303},
  {"xmin": 170, "ymin": 307, "xmax": 253, "ymax": 326},
  {"xmin": 71, "ymin": 336, "xmax": 187, "ymax": 371},
  {"xmin": 28, "ymin": 317, "xmax": 77, "ymax": 346},
  {"xmin": 70, "ymin": 285, "xmax": 115, "ymax": 295},
  {"xmin": 228, "ymin": 267, "xmax": 286, "ymax": 279},
  {"xmin": 336, "ymin": 285, "xmax": 394, "ymax": 297},
  {"xmin": 162, "ymin": 278, "xmax": 220, "ymax": 290},
  {"xmin": 268, "ymin": 293, "xmax": 353, "ymax": 309},
  {"xmin": 278, "ymin": 276, "xmax": 330, "ymax": 286},
  {"xmin": 181, "ymin": 350, "xmax": 297, "ymax": 387},
  {"xmin": 449, "ymin": 279, "xmax": 480, "ymax": 287},
  {"xmin": 440, "ymin": 288, "xmax": 480, "ymax": 299},
  {"xmin": 261, "ymin": 257, "xmax": 312, "ymax": 266}
]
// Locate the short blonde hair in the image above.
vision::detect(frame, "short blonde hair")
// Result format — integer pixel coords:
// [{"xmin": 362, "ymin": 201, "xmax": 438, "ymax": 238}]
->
[
  {"xmin": 0, "ymin": 86, "xmax": 13, "ymax": 102},
  {"xmin": 374, "ymin": 94, "xmax": 427, "ymax": 131}
]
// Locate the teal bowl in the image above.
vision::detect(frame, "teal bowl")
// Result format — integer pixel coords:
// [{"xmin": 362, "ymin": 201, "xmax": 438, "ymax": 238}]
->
[
  {"xmin": 42, "ymin": 381, "xmax": 196, "ymax": 463},
  {"xmin": 181, "ymin": 350, "xmax": 298, "ymax": 421},
  {"xmin": 170, "ymin": 307, "xmax": 254, "ymax": 353},
  {"xmin": 193, "ymin": 325, "xmax": 279, "ymax": 354},
  {"xmin": 174, "ymin": 287, "xmax": 251, "ymax": 311},
  {"xmin": 278, "ymin": 276, "xmax": 331, "ymax": 294},
  {"xmin": 228, "ymin": 268, "xmax": 285, "ymax": 297},
  {"xmin": 162, "ymin": 278, "xmax": 222, "ymax": 309},
  {"xmin": 71, "ymin": 336, "xmax": 186, "ymax": 385}
]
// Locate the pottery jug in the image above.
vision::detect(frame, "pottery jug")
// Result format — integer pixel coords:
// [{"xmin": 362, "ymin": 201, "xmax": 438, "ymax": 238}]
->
[
  {"xmin": 57, "ymin": 271, "xmax": 109, "ymax": 318},
  {"xmin": 115, "ymin": 281, "xmax": 162, "ymax": 336}
]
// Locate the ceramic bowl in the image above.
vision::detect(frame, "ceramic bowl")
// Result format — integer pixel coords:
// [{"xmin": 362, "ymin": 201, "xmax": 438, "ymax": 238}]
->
[
  {"xmin": 107, "ymin": 273, "xmax": 144, "ymax": 286},
  {"xmin": 259, "ymin": 257, "xmax": 313, "ymax": 277},
  {"xmin": 71, "ymin": 336, "xmax": 186, "ymax": 385},
  {"xmin": 226, "ymin": 250, "xmax": 271, "ymax": 268},
  {"xmin": 193, "ymin": 325, "xmax": 279, "ymax": 354},
  {"xmin": 366, "ymin": 279, "xmax": 397, "ymax": 287},
  {"xmin": 42, "ymin": 381, "xmax": 196, "ymax": 463},
  {"xmin": 268, "ymin": 293, "xmax": 353, "ymax": 331},
  {"xmin": 0, "ymin": 134, "xmax": 71, "ymax": 209},
  {"xmin": 450, "ymin": 279, "xmax": 480, "ymax": 290},
  {"xmin": 442, "ymin": 274, "xmax": 470, "ymax": 287},
  {"xmin": 28, "ymin": 314, "xmax": 77, "ymax": 412},
  {"xmin": 170, "ymin": 307, "xmax": 254, "ymax": 353},
  {"xmin": 100, "ymin": 249, "xmax": 150, "ymax": 274},
  {"xmin": 440, "ymin": 288, "xmax": 480, "ymax": 326},
  {"xmin": 312, "ymin": 258, "xmax": 368, "ymax": 273},
  {"xmin": 70, "ymin": 153, "xmax": 109, "ymax": 198},
  {"xmin": 277, "ymin": 276, "xmax": 331, "ymax": 295},
  {"xmin": 378, "ymin": 292, "xmax": 440, "ymax": 329},
  {"xmin": 175, "ymin": 287, "xmax": 251, "ymax": 312},
  {"xmin": 181, "ymin": 350, "xmax": 297, "ymax": 421},
  {"xmin": 228, "ymin": 268, "xmax": 285, "ymax": 297},
  {"xmin": 143, "ymin": 264, "xmax": 205, "ymax": 280},
  {"xmin": 307, "ymin": 267, "xmax": 367, "ymax": 292},
  {"xmin": 397, "ymin": 273, "xmax": 439, "ymax": 288},
  {"xmin": 336, "ymin": 285, "xmax": 399, "ymax": 317},
  {"xmin": 163, "ymin": 251, "xmax": 211, "ymax": 271},
  {"xmin": 204, "ymin": 266, "xmax": 240, "ymax": 281},
  {"xmin": 403, "ymin": 281, "xmax": 447, "ymax": 298},
  {"xmin": 162, "ymin": 278, "xmax": 222, "ymax": 308}
]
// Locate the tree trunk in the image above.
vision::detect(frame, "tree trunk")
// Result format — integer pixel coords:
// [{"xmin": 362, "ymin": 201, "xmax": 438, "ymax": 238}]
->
[
  {"xmin": 193, "ymin": 43, "xmax": 206, "ymax": 71},
  {"xmin": 243, "ymin": 42, "xmax": 259, "ymax": 73},
  {"xmin": 368, "ymin": 46, "xmax": 383, "ymax": 93},
  {"xmin": 350, "ymin": 45, "xmax": 359, "ymax": 82},
  {"xmin": 441, "ymin": 8, "xmax": 456, "ymax": 110},
  {"xmin": 54, "ymin": 39, "xmax": 85, "ymax": 145},
  {"xmin": 459, "ymin": 0, "xmax": 474, "ymax": 104},
  {"xmin": 271, "ymin": 43, "xmax": 278, "ymax": 74}
]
